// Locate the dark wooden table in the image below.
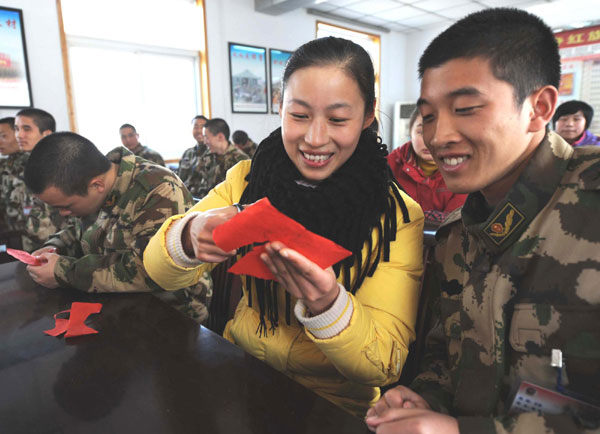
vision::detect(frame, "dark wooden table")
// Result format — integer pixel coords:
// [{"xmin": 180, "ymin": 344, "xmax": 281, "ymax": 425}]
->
[{"xmin": 0, "ymin": 261, "xmax": 367, "ymax": 434}]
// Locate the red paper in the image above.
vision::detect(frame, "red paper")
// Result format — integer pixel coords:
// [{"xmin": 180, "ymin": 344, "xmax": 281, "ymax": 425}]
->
[
  {"xmin": 212, "ymin": 198, "xmax": 351, "ymax": 280},
  {"xmin": 45, "ymin": 302, "xmax": 103, "ymax": 338},
  {"xmin": 6, "ymin": 248, "xmax": 42, "ymax": 266}
]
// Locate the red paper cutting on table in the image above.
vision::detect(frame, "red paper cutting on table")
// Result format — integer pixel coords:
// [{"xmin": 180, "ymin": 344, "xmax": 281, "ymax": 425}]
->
[
  {"xmin": 45, "ymin": 302, "xmax": 103, "ymax": 338},
  {"xmin": 6, "ymin": 248, "xmax": 43, "ymax": 266},
  {"xmin": 212, "ymin": 198, "xmax": 351, "ymax": 280}
]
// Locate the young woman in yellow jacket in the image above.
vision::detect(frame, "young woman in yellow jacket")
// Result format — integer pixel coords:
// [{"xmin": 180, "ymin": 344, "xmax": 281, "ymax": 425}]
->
[{"xmin": 143, "ymin": 37, "xmax": 424, "ymax": 417}]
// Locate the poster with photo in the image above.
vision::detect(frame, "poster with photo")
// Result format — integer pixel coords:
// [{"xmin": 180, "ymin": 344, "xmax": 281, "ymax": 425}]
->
[
  {"xmin": 228, "ymin": 43, "xmax": 267, "ymax": 113},
  {"xmin": 269, "ymin": 49, "xmax": 292, "ymax": 114},
  {"xmin": 0, "ymin": 7, "xmax": 33, "ymax": 108}
]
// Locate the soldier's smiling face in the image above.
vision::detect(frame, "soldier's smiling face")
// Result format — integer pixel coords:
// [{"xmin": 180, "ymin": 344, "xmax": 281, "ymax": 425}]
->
[
  {"xmin": 36, "ymin": 185, "xmax": 105, "ymax": 217},
  {"xmin": 418, "ymin": 57, "xmax": 549, "ymax": 205}
]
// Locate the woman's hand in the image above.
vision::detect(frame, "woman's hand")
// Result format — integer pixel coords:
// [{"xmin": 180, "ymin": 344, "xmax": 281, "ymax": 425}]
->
[
  {"xmin": 260, "ymin": 241, "xmax": 340, "ymax": 315},
  {"xmin": 182, "ymin": 205, "xmax": 239, "ymax": 263}
]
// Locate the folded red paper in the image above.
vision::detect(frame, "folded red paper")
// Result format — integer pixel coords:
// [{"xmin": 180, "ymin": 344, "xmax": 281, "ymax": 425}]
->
[
  {"xmin": 212, "ymin": 198, "xmax": 352, "ymax": 280},
  {"xmin": 6, "ymin": 248, "xmax": 43, "ymax": 266},
  {"xmin": 45, "ymin": 302, "xmax": 103, "ymax": 338}
]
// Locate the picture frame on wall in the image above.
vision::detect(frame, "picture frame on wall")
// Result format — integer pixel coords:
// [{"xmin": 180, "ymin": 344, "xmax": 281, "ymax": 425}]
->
[
  {"xmin": 0, "ymin": 6, "xmax": 33, "ymax": 108},
  {"xmin": 269, "ymin": 48, "xmax": 292, "ymax": 114},
  {"xmin": 228, "ymin": 42, "xmax": 268, "ymax": 114}
]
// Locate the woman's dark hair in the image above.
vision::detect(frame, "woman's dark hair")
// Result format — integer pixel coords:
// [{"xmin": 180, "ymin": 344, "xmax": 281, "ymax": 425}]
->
[
  {"xmin": 281, "ymin": 37, "xmax": 375, "ymax": 115},
  {"xmin": 553, "ymin": 100, "xmax": 594, "ymax": 130}
]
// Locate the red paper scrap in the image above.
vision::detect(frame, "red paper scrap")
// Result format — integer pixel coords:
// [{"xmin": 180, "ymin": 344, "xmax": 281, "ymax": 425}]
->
[
  {"xmin": 6, "ymin": 248, "xmax": 43, "ymax": 266},
  {"xmin": 45, "ymin": 302, "xmax": 103, "ymax": 338},
  {"xmin": 212, "ymin": 198, "xmax": 352, "ymax": 280}
]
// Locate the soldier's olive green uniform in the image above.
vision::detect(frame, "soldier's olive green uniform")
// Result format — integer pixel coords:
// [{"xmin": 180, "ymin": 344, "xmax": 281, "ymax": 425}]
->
[
  {"xmin": 237, "ymin": 139, "xmax": 257, "ymax": 158},
  {"xmin": 129, "ymin": 143, "xmax": 165, "ymax": 167},
  {"xmin": 177, "ymin": 143, "xmax": 208, "ymax": 196},
  {"xmin": 412, "ymin": 132, "xmax": 600, "ymax": 433},
  {"xmin": 44, "ymin": 147, "xmax": 211, "ymax": 323},
  {"xmin": 0, "ymin": 151, "xmax": 73, "ymax": 251},
  {"xmin": 193, "ymin": 144, "xmax": 249, "ymax": 199}
]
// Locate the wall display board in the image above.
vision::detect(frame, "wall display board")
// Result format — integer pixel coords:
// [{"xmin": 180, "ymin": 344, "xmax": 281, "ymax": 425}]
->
[
  {"xmin": 556, "ymin": 25, "xmax": 600, "ymax": 134},
  {"xmin": 228, "ymin": 43, "xmax": 268, "ymax": 113},
  {"xmin": 269, "ymin": 48, "xmax": 292, "ymax": 114},
  {"xmin": 0, "ymin": 7, "xmax": 33, "ymax": 108}
]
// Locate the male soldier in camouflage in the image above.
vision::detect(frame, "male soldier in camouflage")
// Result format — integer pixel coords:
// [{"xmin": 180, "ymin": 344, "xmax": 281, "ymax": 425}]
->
[
  {"xmin": 189, "ymin": 118, "xmax": 249, "ymax": 199},
  {"xmin": 232, "ymin": 129, "xmax": 258, "ymax": 158},
  {"xmin": 119, "ymin": 123, "xmax": 165, "ymax": 166},
  {"xmin": 178, "ymin": 115, "xmax": 209, "ymax": 195},
  {"xmin": 366, "ymin": 8, "xmax": 600, "ymax": 434},
  {"xmin": 0, "ymin": 117, "xmax": 24, "ymax": 233},
  {"xmin": 23, "ymin": 132, "xmax": 212, "ymax": 323},
  {"xmin": 3, "ymin": 109, "xmax": 73, "ymax": 251}
]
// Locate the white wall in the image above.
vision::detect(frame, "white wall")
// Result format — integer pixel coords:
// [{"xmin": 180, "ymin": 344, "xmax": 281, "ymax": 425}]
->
[
  {"xmin": 0, "ymin": 0, "xmax": 69, "ymax": 130},
  {"xmin": 205, "ymin": 0, "xmax": 408, "ymax": 147}
]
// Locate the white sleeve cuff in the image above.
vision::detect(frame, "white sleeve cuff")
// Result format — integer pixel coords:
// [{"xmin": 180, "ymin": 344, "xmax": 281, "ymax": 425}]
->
[
  {"xmin": 165, "ymin": 211, "xmax": 204, "ymax": 268},
  {"xmin": 294, "ymin": 283, "xmax": 353, "ymax": 339}
]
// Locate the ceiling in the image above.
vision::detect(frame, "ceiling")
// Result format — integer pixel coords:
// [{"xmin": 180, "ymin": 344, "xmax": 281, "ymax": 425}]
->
[{"xmin": 258, "ymin": 0, "xmax": 600, "ymax": 34}]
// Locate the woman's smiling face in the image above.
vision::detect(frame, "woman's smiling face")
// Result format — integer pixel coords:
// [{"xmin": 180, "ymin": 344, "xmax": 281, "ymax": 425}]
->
[{"xmin": 280, "ymin": 65, "xmax": 374, "ymax": 182}]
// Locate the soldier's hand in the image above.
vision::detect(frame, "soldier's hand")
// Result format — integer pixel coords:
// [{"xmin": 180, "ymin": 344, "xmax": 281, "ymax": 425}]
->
[
  {"xmin": 31, "ymin": 246, "xmax": 58, "ymax": 257},
  {"xmin": 365, "ymin": 407, "xmax": 458, "ymax": 434},
  {"xmin": 26, "ymin": 252, "xmax": 60, "ymax": 289},
  {"xmin": 183, "ymin": 206, "xmax": 239, "ymax": 263},
  {"xmin": 367, "ymin": 386, "xmax": 431, "ymax": 422}
]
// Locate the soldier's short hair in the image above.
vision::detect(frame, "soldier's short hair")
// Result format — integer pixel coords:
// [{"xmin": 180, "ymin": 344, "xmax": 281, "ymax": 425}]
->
[
  {"xmin": 552, "ymin": 100, "xmax": 594, "ymax": 130},
  {"xmin": 204, "ymin": 118, "xmax": 230, "ymax": 141},
  {"xmin": 191, "ymin": 115, "xmax": 208, "ymax": 123},
  {"xmin": 24, "ymin": 132, "xmax": 111, "ymax": 196},
  {"xmin": 0, "ymin": 117, "xmax": 15, "ymax": 130},
  {"xmin": 119, "ymin": 123, "xmax": 137, "ymax": 133},
  {"xmin": 15, "ymin": 108, "xmax": 56, "ymax": 133},
  {"xmin": 231, "ymin": 130, "xmax": 248, "ymax": 145},
  {"xmin": 418, "ymin": 8, "xmax": 561, "ymax": 107}
]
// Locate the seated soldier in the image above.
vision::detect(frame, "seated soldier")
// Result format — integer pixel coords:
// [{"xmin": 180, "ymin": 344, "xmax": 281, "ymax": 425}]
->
[
  {"xmin": 366, "ymin": 7, "xmax": 600, "ymax": 434},
  {"xmin": 553, "ymin": 100, "xmax": 600, "ymax": 147},
  {"xmin": 4, "ymin": 108, "xmax": 74, "ymax": 251},
  {"xmin": 190, "ymin": 118, "xmax": 249, "ymax": 199},
  {"xmin": 387, "ymin": 108, "xmax": 466, "ymax": 224},
  {"xmin": 119, "ymin": 123, "xmax": 165, "ymax": 166},
  {"xmin": 0, "ymin": 117, "xmax": 23, "ymax": 233},
  {"xmin": 178, "ymin": 115, "xmax": 209, "ymax": 195},
  {"xmin": 24, "ymin": 132, "xmax": 211, "ymax": 323},
  {"xmin": 231, "ymin": 130, "xmax": 258, "ymax": 158}
]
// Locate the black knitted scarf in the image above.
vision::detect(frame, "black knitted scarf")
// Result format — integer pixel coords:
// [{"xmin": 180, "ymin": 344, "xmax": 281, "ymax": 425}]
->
[{"xmin": 216, "ymin": 127, "xmax": 410, "ymax": 336}]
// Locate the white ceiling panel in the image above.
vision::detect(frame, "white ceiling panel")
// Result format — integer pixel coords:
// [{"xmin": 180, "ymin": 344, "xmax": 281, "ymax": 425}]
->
[
  {"xmin": 400, "ymin": 13, "xmax": 448, "ymax": 26},
  {"xmin": 345, "ymin": 0, "xmax": 405, "ymax": 14},
  {"xmin": 413, "ymin": 0, "xmax": 471, "ymax": 12},
  {"xmin": 437, "ymin": 3, "xmax": 485, "ymax": 19},
  {"xmin": 372, "ymin": 6, "xmax": 425, "ymax": 20}
]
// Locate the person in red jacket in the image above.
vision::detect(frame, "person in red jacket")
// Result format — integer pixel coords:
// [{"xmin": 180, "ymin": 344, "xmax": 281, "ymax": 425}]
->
[{"xmin": 387, "ymin": 109, "xmax": 466, "ymax": 223}]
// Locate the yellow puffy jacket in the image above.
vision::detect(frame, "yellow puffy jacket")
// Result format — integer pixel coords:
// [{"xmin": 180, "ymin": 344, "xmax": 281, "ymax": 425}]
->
[{"xmin": 144, "ymin": 160, "xmax": 424, "ymax": 416}]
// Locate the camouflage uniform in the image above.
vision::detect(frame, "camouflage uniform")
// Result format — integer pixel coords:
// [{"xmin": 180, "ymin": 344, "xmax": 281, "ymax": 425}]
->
[
  {"xmin": 0, "ymin": 151, "xmax": 73, "ymax": 251},
  {"xmin": 188, "ymin": 144, "xmax": 249, "ymax": 199},
  {"xmin": 411, "ymin": 131, "xmax": 600, "ymax": 433},
  {"xmin": 237, "ymin": 139, "xmax": 257, "ymax": 158},
  {"xmin": 44, "ymin": 147, "xmax": 212, "ymax": 323},
  {"xmin": 128, "ymin": 143, "xmax": 165, "ymax": 166},
  {"xmin": 177, "ymin": 142, "xmax": 208, "ymax": 196}
]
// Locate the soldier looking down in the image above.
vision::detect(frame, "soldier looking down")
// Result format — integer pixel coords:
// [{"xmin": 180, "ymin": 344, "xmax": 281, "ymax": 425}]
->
[
  {"xmin": 23, "ymin": 132, "xmax": 212, "ymax": 323},
  {"xmin": 366, "ymin": 7, "xmax": 600, "ymax": 434}
]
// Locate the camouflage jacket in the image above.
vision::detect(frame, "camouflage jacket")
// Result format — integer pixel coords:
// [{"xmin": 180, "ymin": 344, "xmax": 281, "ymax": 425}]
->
[
  {"xmin": 129, "ymin": 143, "xmax": 165, "ymax": 166},
  {"xmin": 237, "ymin": 139, "xmax": 257, "ymax": 158},
  {"xmin": 0, "ymin": 151, "xmax": 73, "ymax": 251},
  {"xmin": 177, "ymin": 142, "xmax": 208, "ymax": 195},
  {"xmin": 192, "ymin": 144, "xmax": 249, "ymax": 199},
  {"xmin": 44, "ymin": 147, "xmax": 212, "ymax": 322},
  {"xmin": 411, "ymin": 132, "xmax": 600, "ymax": 433}
]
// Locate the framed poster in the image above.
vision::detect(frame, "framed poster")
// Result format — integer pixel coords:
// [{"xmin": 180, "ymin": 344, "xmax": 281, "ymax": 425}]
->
[
  {"xmin": 269, "ymin": 48, "xmax": 292, "ymax": 114},
  {"xmin": 0, "ymin": 7, "xmax": 33, "ymax": 108},
  {"xmin": 228, "ymin": 43, "xmax": 267, "ymax": 113}
]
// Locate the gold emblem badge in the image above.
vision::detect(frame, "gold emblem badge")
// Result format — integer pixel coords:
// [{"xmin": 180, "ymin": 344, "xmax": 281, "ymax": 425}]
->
[{"xmin": 484, "ymin": 202, "xmax": 525, "ymax": 245}]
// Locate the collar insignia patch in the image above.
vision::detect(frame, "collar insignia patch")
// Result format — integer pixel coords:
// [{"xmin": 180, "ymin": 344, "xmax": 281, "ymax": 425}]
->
[{"xmin": 484, "ymin": 202, "xmax": 525, "ymax": 245}]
